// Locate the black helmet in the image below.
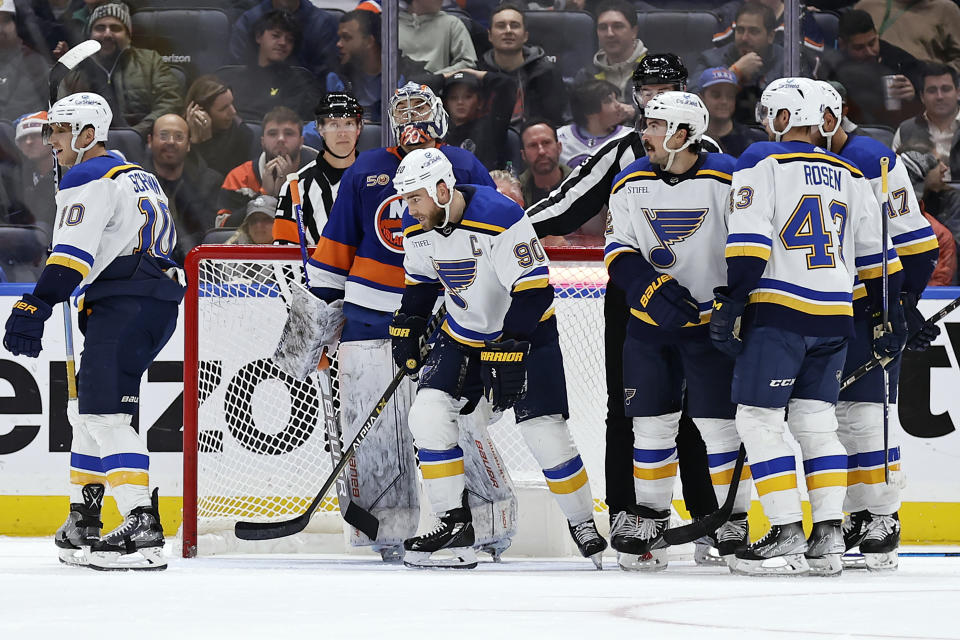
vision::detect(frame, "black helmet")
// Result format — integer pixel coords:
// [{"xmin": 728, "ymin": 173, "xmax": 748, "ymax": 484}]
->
[
  {"xmin": 632, "ymin": 53, "xmax": 688, "ymax": 92},
  {"xmin": 315, "ymin": 92, "xmax": 363, "ymax": 122}
]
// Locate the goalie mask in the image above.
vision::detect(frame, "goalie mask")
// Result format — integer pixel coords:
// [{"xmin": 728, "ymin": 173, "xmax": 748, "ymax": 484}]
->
[
  {"xmin": 756, "ymin": 77, "xmax": 823, "ymax": 142},
  {"xmin": 44, "ymin": 92, "xmax": 112, "ymax": 164},
  {"xmin": 815, "ymin": 80, "xmax": 843, "ymax": 151},
  {"xmin": 389, "ymin": 82, "xmax": 449, "ymax": 147},
  {"xmin": 394, "ymin": 148, "xmax": 456, "ymax": 228},
  {"xmin": 641, "ymin": 91, "xmax": 708, "ymax": 171}
]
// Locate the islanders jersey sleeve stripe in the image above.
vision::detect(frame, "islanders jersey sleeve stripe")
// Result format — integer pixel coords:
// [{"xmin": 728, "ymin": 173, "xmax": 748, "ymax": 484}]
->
[
  {"xmin": 47, "ymin": 244, "xmax": 95, "ymax": 277},
  {"xmin": 725, "ymin": 233, "xmax": 773, "ymax": 260},
  {"xmin": 892, "ymin": 227, "xmax": 939, "ymax": 256},
  {"xmin": 352, "ymin": 256, "xmax": 406, "ymax": 289},
  {"xmin": 311, "ymin": 237, "xmax": 357, "ymax": 275}
]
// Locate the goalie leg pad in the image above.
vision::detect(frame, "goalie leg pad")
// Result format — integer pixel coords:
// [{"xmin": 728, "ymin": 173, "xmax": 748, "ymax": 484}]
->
[
  {"xmin": 273, "ymin": 283, "xmax": 344, "ymax": 379},
  {"xmin": 82, "ymin": 412, "xmax": 150, "ymax": 516},
  {"xmin": 631, "ymin": 412, "xmax": 680, "ymax": 511},
  {"xmin": 836, "ymin": 400, "xmax": 903, "ymax": 515},
  {"xmin": 520, "ymin": 414, "xmax": 595, "ymax": 525},
  {"xmin": 337, "ymin": 339, "xmax": 419, "ymax": 547},
  {"xmin": 459, "ymin": 398, "xmax": 518, "ymax": 558},
  {"xmin": 788, "ymin": 398, "xmax": 847, "ymax": 524},
  {"xmin": 695, "ymin": 417, "xmax": 752, "ymax": 515},
  {"xmin": 736, "ymin": 404, "xmax": 803, "ymax": 525}
]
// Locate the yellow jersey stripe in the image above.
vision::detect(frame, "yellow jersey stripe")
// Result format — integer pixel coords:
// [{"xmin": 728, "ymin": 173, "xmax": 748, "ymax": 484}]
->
[
  {"xmin": 857, "ymin": 259, "xmax": 903, "ymax": 281},
  {"xmin": 546, "ymin": 468, "xmax": 589, "ymax": 494},
  {"xmin": 102, "ymin": 163, "xmax": 140, "ymax": 179},
  {"xmin": 460, "ymin": 219, "xmax": 507, "ymax": 234},
  {"xmin": 611, "ymin": 170, "xmax": 656, "ymax": 194},
  {"xmin": 769, "ymin": 152, "xmax": 862, "ymax": 177},
  {"xmin": 420, "ymin": 460, "xmax": 465, "ymax": 479},
  {"xmin": 725, "ymin": 245, "xmax": 772, "ymax": 260},
  {"xmin": 696, "ymin": 169, "xmax": 733, "ymax": 181},
  {"xmin": 749, "ymin": 291, "xmax": 853, "ymax": 316},
  {"xmin": 47, "ymin": 255, "xmax": 91, "ymax": 278},
  {"xmin": 895, "ymin": 237, "xmax": 940, "ymax": 256},
  {"xmin": 513, "ymin": 277, "xmax": 550, "ymax": 292}
]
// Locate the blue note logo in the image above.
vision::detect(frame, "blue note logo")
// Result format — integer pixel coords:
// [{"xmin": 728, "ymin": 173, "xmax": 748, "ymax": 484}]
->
[
  {"xmin": 643, "ymin": 208, "xmax": 709, "ymax": 268},
  {"xmin": 432, "ymin": 258, "xmax": 477, "ymax": 309}
]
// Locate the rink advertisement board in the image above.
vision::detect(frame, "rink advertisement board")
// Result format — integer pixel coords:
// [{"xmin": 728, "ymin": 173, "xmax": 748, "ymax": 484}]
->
[{"xmin": 1, "ymin": 286, "xmax": 960, "ymax": 542}]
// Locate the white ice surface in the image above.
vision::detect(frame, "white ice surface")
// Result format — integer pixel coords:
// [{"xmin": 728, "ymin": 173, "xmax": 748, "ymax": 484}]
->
[{"xmin": 2, "ymin": 537, "xmax": 959, "ymax": 640}]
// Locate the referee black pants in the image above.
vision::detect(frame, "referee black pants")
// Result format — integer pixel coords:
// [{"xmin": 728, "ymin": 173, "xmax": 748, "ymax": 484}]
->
[{"xmin": 603, "ymin": 281, "xmax": 718, "ymax": 519}]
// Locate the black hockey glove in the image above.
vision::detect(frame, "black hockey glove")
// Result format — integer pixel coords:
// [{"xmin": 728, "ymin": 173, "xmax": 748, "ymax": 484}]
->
[
  {"xmin": 389, "ymin": 312, "xmax": 429, "ymax": 378},
  {"xmin": 709, "ymin": 287, "xmax": 745, "ymax": 358},
  {"xmin": 632, "ymin": 273, "xmax": 700, "ymax": 328},
  {"xmin": 872, "ymin": 299, "xmax": 908, "ymax": 361},
  {"xmin": 3, "ymin": 294, "xmax": 51, "ymax": 358},
  {"xmin": 902, "ymin": 292, "xmax": 940, "ymax": 352},
  {"xmin": 479, "ymin": 339, "xmax": 530, "ymax": 412}
]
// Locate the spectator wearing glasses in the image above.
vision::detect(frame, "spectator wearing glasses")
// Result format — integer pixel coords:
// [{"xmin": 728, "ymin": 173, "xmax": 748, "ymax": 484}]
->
[
  {"xmin": 218, "ymin": 9, "xmax": 320, "ymax": 123},
  {"xmin": 145, "ymin": 113, "xmax": 223, "ymax": 265},
  {"xmin": 557, "ymin": 79, "xmax": 632, "ymax": 169}
]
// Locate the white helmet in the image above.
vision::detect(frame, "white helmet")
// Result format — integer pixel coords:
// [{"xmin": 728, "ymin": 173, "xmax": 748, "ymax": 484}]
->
[
  {"xmin": 756, "ymin": 77, "xmax": 823, "ymax": 141},
  {"xmin": 389, "ymin": 82, "xmax": 449, "ymax": 147},
  {"xmin": 45, "ymin": 92, "xmax": 112, "ymax": 163},
  {"xmin": 394, "ymin": 148, "xmax": 457, "ymax": 227},
  {"xmin": 642, "ymin": 91, "xmax": 709, "ymax": 170},
  {"xmin": 816, "ymin": 80, "xmax": 843, "ymax": 149}
]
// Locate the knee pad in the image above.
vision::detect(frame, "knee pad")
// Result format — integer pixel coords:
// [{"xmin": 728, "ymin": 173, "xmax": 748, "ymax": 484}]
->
[
  {"xmin": 407, "ymin": 388, "xmax": 461, "ymax": 450},
  {"xmin": 631, "ymin": 412, "xmax": 680, "ymax": 449},
  {"xmin": 836, "ymin": 400, "xmax": 882, "ymax": 438},
  {"xmin": 787, "ymin": 398, "xmax": 838, "ymax": 438},
  {"xmin": 519, "ymin": 414, "xmax": 577, "ymax": 469},
  {"xmin": 735, "ymin": 404, "xmax": 786, "ymax": 445},
  {"xmin": 83, "ymin": 413, "xmax": 135, "ymax": 448},
  {"xmin": 693, "ymin": 417, "xmax": 739, "ymax": 452}
]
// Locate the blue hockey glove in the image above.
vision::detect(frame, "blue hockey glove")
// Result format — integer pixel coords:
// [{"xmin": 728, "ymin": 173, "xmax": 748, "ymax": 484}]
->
[
  {"xmin": 480, "ymin": 339, "xmax": 530, "ymax": 412},
  {"xmin": 3, "ymin": 294, "xmax": 52, "ymax": 358},
  {"xmin": 902, "ymin": 293, "xmax": 940, "ymax": 352},
  {"xmin": 632, "ymin": 273, "xmax": 700, "ymax": 328},
  {"xmin": 709, "ymin": 287, "xmax": 745, "ymax": 358},
  {"xmin": 872, "ymin": 299, "xmax": 908, "ymax": 361},
  {"xmin": 389, "ymin": 312, "xmax": 429, "ymax": 378}
]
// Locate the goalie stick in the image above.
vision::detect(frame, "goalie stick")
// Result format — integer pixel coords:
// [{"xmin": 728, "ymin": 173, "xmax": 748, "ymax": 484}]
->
[
  {"xmin": 662, "ymin": 444, "xmax": 746, "ymax": 546},
  {"xmin": 840, "ymin": 294, "xmax": 960, "ymax": 391},
  {"xmin": 48, "ymin": 40, "xmax": 102, "ymax": 403},
  {"xmin": 235, "ymin": 304, "xmax": 446, "ymax": 541}
]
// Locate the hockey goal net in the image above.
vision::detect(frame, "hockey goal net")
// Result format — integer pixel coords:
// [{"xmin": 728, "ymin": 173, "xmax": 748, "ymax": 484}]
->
[{"xmin": 181, "ymin": 244, "xmax": 607, "ymax": 557}]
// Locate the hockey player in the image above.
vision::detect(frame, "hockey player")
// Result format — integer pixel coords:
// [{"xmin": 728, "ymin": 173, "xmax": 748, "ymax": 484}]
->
[
  {"xmin": 527, "ymin": 53, "xmax": 725, "ymax": 566},
  {"xmin": 3, "ymin": 93, "xmax": 184, "ymax": 570},
  {"xmin": 304, "ymin": 83, "xmax": 516, "ymax": 562},
  {"xmin": 710, "ymin": 77, "xmax": 906, "ymax": 576},
  {"xmin": 604, "ymin": 92, "xmax": 750, "ymax": 571},
  {"xmin": 390, "ymin": 148, "xmax": 607, "ymax": 569},
  {"xmin": 814, "ymin": 81, "xmax": 940, "ymax": 571},
  {"xmin": 273, "ymin": 93, "xmax": 363, "ymax": 245}
]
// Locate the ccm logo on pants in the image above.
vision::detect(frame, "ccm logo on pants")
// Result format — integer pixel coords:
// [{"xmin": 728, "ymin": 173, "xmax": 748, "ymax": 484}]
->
[{"xmin": 769, "ymin": 378, "xmax": 796, "ymax": 387}]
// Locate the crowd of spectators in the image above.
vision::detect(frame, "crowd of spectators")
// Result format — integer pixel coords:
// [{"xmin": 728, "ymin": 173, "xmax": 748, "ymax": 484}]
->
[{"xmin": 0, "ymin": 0, "xmax": 959, "ymax": 285}]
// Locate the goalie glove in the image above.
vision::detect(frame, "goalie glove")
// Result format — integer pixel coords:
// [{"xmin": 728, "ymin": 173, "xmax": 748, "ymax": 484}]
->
[
  {"xmin": 709, "ymin": 287, "xmax": 745, "ymax": 358},
  {"xmin": 389, "ymin": 312, "xmax": 429, "ymax": 378},
  {"xmin": 3, "ymin": 294, "xmax": 52, "ymax": 358},
  {"xmin": 872, "ymin": 299, "xmax": 908, "ymax": 361},
  {"xmin": 632, "ymin": 273, "xmax": 700, "ymax": 328},
  {"xmin": 902, "ymin": 292, "xmax": 940, "ymax": 352},
  {"xmin": 479, "ymin": 339, "xmax": 530, "ymax": 412}
]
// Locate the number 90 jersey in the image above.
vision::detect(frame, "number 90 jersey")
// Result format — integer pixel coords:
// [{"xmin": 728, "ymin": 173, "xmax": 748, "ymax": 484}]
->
[
  {"xmin": 401, "ymin": 185, "xmax": 554, "ymax": 347},
  {"xmin": 605, "ymin": 153, "xmax": 736, "ymax": 328},
  {"xmin": 49, "ymin": 155, "xmax": 176, "ymax": 288},
  {"xmin": 726, "ymin": 140, "xmax": 902, "ymax": 337}
]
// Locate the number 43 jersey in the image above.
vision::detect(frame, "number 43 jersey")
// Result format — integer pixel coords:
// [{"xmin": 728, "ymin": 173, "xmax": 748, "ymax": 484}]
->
[
  {"xmin": 726, "ymin": 140, "xmax": 902, "ymax": 337},
  {"xmin": 402, "ymin": 185, "xmax": 555, "ymax": 347}
]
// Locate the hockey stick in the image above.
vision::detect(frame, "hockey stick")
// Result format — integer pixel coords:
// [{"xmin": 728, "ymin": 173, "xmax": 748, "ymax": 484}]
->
[
  {"xmin": 662, "ymin": 444, "xmax": 746, "ymax": 546},
  {"xmin": 235, "ymin": 305, "xmax": 445, "ymax": 541},
  {"xmin": 48, "ymin": 40, "xmax": 101, "ymax": 402},
  {"xmin": 840, "ymin": 294, "xmax": 960, "ymax": 390},
  {"xmin": 879, "ymin": 156, "xmax": 891, "ymax": 483}
]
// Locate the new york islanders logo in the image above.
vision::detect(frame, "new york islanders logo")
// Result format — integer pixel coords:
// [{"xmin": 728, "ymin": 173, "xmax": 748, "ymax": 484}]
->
[
  {"xmin": 375, "ymin": 195, "xmax": 407, "ymax": 253},
  {"xmin": 432, "ymin": 258, "xmax": 477, "ymax": 309},
  {"xmin": 643, "ymin": 208, "xmax": 709, "ymax": 268}
]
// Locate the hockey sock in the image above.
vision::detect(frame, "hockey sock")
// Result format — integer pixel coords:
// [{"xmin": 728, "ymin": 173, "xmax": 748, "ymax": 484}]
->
[
  {"xmin": 85, "ymin": 413, "xmax": 151, "ymax": 514},
  {"xmin": 836, "ymin": 401, "xmax": 902, "ymax": 515},
  {"xmin": 789, "ymin": 399, "xmax": 847, "ymax": 523},
  {"xmin": 631, "ymin": 413, "xmax": 680, "ymax": 510},
  {"xmin": 736, "ymin": 404, "xmax": 803, "ymax": 525},
  {"xmin": 418, "ymin": 446, "xmax": 467, "ymax": 513},
  {"xmin": 520, "ymin": 415, "xmax": 594, "ymax": 523},
  {"xmin": 68, "ymin": 401, "xmax": 105, "ymax": 503},
  {"xmin": 696, "ymin": 418, "xmax": 752, "ymax": 514}
]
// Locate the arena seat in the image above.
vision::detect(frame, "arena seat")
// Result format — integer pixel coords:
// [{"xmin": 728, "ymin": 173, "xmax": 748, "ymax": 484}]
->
[
  {"xmin": 810, "ymin": 10, "xmax": 840, "ymax": 49},
  {"xmin": 358, "ymin": 123, "xmax": 381, "ymax": 153},
  {"xmin": 0, "ymin": 119, "xmax": 16, "ymax": 164},
  {"xmin": 107, "ymin": 127, "xmax": 147, "ymax": 166},
  {"xmin": 243, "ymin": 121, "xmax": 263, "ymax": 159},
  {"xmin": 523, "ymin": 11, "xmax": 597, "ymax": 83},
  {"xmin": 858, "ymin": 124, "xmax": 895, "ymax": 148},
  {"xmin": 201, "ymin": 227, "xmax": 238, "ymax": 245},
  {"xmin": 131, "ymin": 8, "xmax": 231, "ymax": 80},
  {"xmin": 504, "ymin": 127, "xmax": 524, "ymax": 174},
  {"xmin": 635, "ymin": 11, "xmax": 721, "ymax": 69},
  {"xmin": 0, "ymin": 225, "xmax": 47, "ymax": 282}
]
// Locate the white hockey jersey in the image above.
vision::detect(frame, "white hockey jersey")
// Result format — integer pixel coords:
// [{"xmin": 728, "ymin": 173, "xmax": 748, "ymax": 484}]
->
[
  {"xmin": 605, "ymin": 153, "xmax": 736, "ymax": 329},
  {"xmin": 726, "ymin": 141, "xmax": 902, "ymax": 337},
  {"xmin": 402, "ymin": 185, "xmax": 555, "ymax": 346},
  {"xmin": 558, "ymin": 124, "xmax": 632, "ymax": 169},
  {"xmin": 48, "ymin": 155, "xmax": 176, "ymax": 289}
]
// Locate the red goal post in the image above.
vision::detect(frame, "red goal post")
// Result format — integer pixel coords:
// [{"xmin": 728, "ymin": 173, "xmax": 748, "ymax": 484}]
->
[{"xmin": 181, "ymin": 244, "xmax": 606, "ymax": 558}]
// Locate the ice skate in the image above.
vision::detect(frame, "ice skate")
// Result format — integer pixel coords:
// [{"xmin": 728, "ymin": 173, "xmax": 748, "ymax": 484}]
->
[
  {"xmin": 841, "ymin": 510, "xmax": 871, "ymax": 569},
  {"xmin": 693, "ymin": 528, "xmax": 723, "ymax": 567},
  {"xmin": 568, "ymin": 518, "xmax": 606, "ymax": 569},
  {"xmin": 805, "ymin": 520, "xmax": 844, "ymax": 576},
  {"xmin": 403, "ymin": 506, "xmax": 477, "ymax": 569},
  {"xmin": 729, "ymin": 522, "xmax": 809, "ymax": 576},
  {"xmin": 54, "ymin": 483, "xmax": 104, "ymax": 566},
  {"xmin": 861, "ymin": 513, "xmax": 900, "ymax": 572},
  {"xmin": 610, "ymin": 507, "xmax": 669, "ymax": 572},
  {"xmin": 87, "ymin": 489, "xmax": 167, "ymax": 571},
  {"xmin": 373, "ymin": 544, "xmax": 404, "ymax": 563},
  {"xmin": 477, "ymin": 537, "xmax": 512, "ymax": 563}
]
